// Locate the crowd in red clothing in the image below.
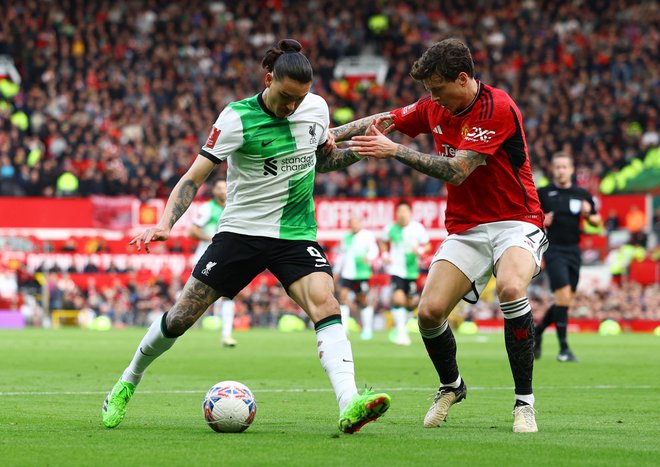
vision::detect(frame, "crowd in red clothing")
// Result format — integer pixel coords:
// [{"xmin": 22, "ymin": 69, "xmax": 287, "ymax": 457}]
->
[
  {"xmin": 0, "ymin": 0, "xmax": 657, "ymax": 199},
  {"xmin": 1, "ymin": 1, "xmax": 658, "ymax": 327},
  {"xmin": 18, "ymin": 267, "xmax": 658, "ymax": 328}
]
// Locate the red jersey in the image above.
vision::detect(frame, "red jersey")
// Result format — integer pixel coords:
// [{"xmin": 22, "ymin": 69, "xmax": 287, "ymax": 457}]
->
[{"xmin": 390, "ymin": 82, "xmax": 543, "ymax": 235}]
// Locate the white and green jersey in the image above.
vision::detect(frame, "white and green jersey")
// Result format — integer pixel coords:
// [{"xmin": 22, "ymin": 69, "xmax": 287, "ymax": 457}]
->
[
  {"xmin": 336, "ymin": 229, "xmax": 379, "ymax": 281},
  {"xmin": 200, "ymin": 92, "xmax": 329, "ymax": 241},
  {"xmin": 382, "ymin": 221, "xmax": 430, "ymax": 280},
  {"xmin": 192, "ymin": 199, "xmax": 224, "ymax": 260}
]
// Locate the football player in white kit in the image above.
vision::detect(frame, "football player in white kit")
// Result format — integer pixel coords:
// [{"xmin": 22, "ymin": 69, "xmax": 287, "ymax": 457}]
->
[
  {"xmin": 189, "ymin": 179, "xmax": 237, "ymax": 347},
  {"xmin": 380, "ymin": 200, "xmax": 431, "ymax": 346},
  {"xmin": 334, "ymin": 215, "xmax": 379, "ymax": 339},
  {"xmin": 103, "ymin": 39, "xmax": 390, "ymax": 434}
]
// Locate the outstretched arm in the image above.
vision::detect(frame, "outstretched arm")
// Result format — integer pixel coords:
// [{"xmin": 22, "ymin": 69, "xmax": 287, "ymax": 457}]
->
[
  {"xmin": 330, "ymin": 112, "xmax": 394, "ymax": 142},
  {"xmin": 349, "ymin": 124, "xmax": 487, "ymax": 185},
  {"xmin": 315, "ymin": 146, "xmax": 363, "ymax": 173},
  {"xmin": 393, "ymin": 146, "xmax": 487, "ymax": 185},
  {"xmin": 130, "ymin": 155, "xmax": 216, "ymax": 252}
]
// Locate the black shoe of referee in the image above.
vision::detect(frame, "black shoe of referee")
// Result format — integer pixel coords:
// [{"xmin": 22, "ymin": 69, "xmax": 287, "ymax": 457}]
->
[{"xmin": 557, "ymin": 349, "xmax": 579, "ymax": 362}]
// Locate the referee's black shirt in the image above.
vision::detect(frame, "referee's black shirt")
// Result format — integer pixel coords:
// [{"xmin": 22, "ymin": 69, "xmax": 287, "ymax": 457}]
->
[{"xmin": 537, "ymin": 183, "xmax": 597, "ymax": 246}]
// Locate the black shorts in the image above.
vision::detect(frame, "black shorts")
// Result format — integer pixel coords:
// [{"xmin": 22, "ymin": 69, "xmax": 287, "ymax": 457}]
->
[
  {"xmin": 339, "ymin": 278, "xmax": 370, "ymax": 295},
  {"xmin": 391, "ymin": 276, "xmax": 418, "ymax": 296},
  {"xmin": 544, "ymin": 244, "xmax": 581, "ymax": 292},
  {"xmin": 192, "ymin": 232, "xmax": 333, "ymax": 299}
]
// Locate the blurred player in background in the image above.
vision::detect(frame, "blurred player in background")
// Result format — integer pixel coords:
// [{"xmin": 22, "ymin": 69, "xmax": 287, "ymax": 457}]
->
[
  {"xmin": 333, "ymin": 38, "xmax": 547, "ymax": 432},
  {"xmin": 102, "ymin": 39, "xmax": 390, "ymax": 434},
  {"xmin": 379, "ymin": 200, "xmax": 430, "ymax": 346},
  {"xmin": 189, "ymin": 179, "xmax": 237, "ymax": 347},
  {"xmin": 335, "ymin": 215, "xmax": 379, "ymax": 339},
  {"xmin": 535, "ymin": 152, "xmax": 602, "ymax": 362}
]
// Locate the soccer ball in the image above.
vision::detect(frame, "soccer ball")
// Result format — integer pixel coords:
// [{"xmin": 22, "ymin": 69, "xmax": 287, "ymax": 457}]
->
[{"xmin": 202, "ymin": 381, "xmax": 257, "ymax": 433}]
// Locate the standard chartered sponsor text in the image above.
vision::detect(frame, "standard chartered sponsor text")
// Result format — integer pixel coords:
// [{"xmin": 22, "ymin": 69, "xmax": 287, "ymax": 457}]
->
[{"xmin": 281, "ymin": 154, "xmax": 315, "ymax": 172}]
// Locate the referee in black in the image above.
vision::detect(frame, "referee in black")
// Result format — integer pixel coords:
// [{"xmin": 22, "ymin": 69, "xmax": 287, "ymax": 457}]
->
[{"xmin": 535, "ymin": 152, "xmax": 602, "ymax": 362}]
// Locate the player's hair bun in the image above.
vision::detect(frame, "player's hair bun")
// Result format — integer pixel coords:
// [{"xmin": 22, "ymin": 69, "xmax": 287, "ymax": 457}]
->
[
  {"xmin": 278, "ymin": 39, "xmax": 302, "ymax": 54},
  {"xmin": 261, "ymin": 39, "xmax": 312, "ymax": 83},
  {"xmin": 262, "ymin": 39, "xmax": 303, "ymax": 71}
]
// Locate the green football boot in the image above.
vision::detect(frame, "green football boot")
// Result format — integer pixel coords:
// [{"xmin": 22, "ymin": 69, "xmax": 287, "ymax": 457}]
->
[
  {"xmin": 102, "ymin": 380, "xmax": 135, "ymax": 428},
  {"xmin": 338, "ymin": 390, "xmax": 391, "ymax": 434}
]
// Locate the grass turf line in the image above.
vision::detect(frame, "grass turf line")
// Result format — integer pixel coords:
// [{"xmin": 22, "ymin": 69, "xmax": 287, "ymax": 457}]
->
[{"xmin": 1, "ymin": 328, "xmax": 659, "ymax": 466}]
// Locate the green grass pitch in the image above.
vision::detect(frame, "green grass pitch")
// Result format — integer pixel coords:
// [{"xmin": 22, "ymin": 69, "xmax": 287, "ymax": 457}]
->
[{"xmin": 1, "ymin": 327, "xmax": 659, "ymax": 466}]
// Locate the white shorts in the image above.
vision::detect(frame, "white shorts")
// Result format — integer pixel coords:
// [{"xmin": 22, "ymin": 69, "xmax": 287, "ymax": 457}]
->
[{"xmin": 431, "ymin": 221, "xmax": 548, "ymax": 303}]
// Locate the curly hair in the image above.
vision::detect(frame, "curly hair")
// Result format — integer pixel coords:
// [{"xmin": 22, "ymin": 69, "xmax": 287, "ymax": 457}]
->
[{"xmin": 410, "ymin": 38, "xmax": 475, "ymax": 82}]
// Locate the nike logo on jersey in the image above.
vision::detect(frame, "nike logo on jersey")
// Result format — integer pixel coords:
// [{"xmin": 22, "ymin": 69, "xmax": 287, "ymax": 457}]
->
[{"xmin": 261, "ymin": 139, "xmax": 276, "ymax": 147}]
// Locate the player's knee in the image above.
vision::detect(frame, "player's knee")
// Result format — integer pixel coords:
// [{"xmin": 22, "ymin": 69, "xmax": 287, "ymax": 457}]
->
[
  {"xmin": 418, "ymin": 297, "xmax": 450, "ymax": 325},
  {"xmin": 496, "ymin": 283, "xmax": 527, "ymax": 303},
  {"xmin": 391, "ymin": 290, "xmax": 406, "ymax": 307},
  {"xmin": 554, "ymin": 287, "xmax": 573, "ymax": 305},
  {"xmin": 311, "ymin": 291, "xmax": 341, "ymax": 319}
]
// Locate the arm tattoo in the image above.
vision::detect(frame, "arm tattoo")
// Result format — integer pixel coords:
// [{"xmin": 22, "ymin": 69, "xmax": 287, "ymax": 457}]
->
[
  {"xmin": 315, "ymin": 147, "xmax": 363, "ymax": 173},
  {"xmin": 394, "ymin": 147, "xmax": 487, "ymax": 185},
  {"xmin": 330, "ymin": 112, "xmax": 391, "ymax": 141},
  {"xmin": 168, "ymin": 179, "xmax": 199, "ymax": 228},
  {"xmin": 166, "ymin": 277, "xmax": 222, "ymax": 335}
]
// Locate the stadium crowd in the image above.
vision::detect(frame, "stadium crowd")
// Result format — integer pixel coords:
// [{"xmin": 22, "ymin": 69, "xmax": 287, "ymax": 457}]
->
[
  {"xmin": 1, "ymin": 1, "xmax": 658, "ymax": 329},
  {"xmin": 18, "ymin": 267, "xmax": 659, "ymax": 328},
  {"xmin": 0, "ymin": 0, "xmax": 658, "ymax": 198}
]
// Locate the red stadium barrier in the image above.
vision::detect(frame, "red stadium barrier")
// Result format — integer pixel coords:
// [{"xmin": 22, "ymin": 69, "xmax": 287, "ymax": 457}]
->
[{"xmin": 0, "ymin": 195, "xmax": 650, "ymax": 244}]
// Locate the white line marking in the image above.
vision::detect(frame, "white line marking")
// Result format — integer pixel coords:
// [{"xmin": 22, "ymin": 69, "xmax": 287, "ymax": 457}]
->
[{"xmin": 0, "ymin": 385, "xmax": 656, "ymax": 397}]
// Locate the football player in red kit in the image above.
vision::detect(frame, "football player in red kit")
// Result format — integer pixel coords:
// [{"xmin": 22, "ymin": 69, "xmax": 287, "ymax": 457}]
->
[{"xmin": 331, "ymin": 38, "xmax": 546, "ymax": 433}]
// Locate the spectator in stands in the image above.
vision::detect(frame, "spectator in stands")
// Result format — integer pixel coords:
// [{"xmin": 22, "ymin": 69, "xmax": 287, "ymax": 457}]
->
[
  {"xmin": 653, "ymin": 207, "xmax": 660, "ymax": 242},
  {"xmin": 625, "ymin": 204, "xmax": 647, "ymax": 246},
  {"xmin": 0, "ymin": 1, "xmax": 656, "ymax": 199},
  {"xmin": 604, "ymin": 209, "xmax": 620, "ymax": 232}
]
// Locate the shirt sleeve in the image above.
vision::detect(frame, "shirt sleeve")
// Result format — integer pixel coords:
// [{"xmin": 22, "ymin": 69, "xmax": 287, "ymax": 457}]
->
[
  {"xmin": 458, "ymin": 100, "xmax": 516, "ymax": 156},
  {"xmin": 583, "ymin": 189, "xmax": 598, "ymax": 214},
  {"xmin": 316, "ymin": 98, "xmax": 330, "ymax": 147},
  {"xmin": 389, "ymin": 98, "xmax": 433, "ymax": 138},
  {"xmin": 191, "ymin": 202, "xmax": 211, "ymax": 228},
  {"xmin": 199, "ymin": 106, "xmax": 243, "ymax": 164}
]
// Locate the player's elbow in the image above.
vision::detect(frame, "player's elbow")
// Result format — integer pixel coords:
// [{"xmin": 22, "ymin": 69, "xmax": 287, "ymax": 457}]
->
[{"xmin": 447, "ymin": 172, "xmax": 468, "ymax": 186}]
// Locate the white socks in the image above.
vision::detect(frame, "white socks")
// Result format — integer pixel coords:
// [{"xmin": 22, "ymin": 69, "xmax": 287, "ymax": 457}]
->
[
  {"xmin": 516, "ymin": 393, "xmax": 535, "ymax": 406},
  {"xmin": 121, "ymin": 314, "xmax": 177, "ymax": 385},
  {"xmin": 501, "ymin": 297, "xmax": 532, "ymax": 319},
  {"xmin": 445, "ymin": 375, "xmax": 462, "ymax": 389},
  {"xmin": 220, "ymin": 299, "xmax": 235, "ymax": 338},
  {"xmin": 360, "ymin": 306, "xmax": 374, "ymax": 335},
  {"xmin": 316, "ymin": 321, "xmax": 358, "ymax": 412},
  {"xmin": 393, "ymin": 306, "xmax": 408, "ymax": 336}
]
